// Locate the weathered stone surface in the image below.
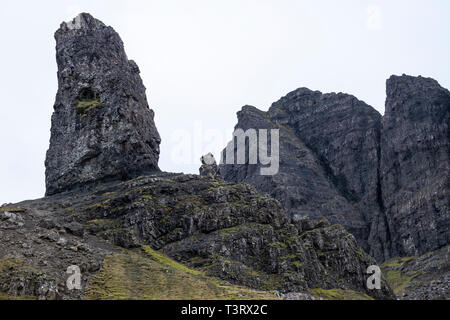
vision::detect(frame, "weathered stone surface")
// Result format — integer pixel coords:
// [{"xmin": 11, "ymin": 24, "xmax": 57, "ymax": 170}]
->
[
  {"xmin": 0, "ymin": 173, "xmax": 394, "ymax": 299},
  {"xmin": 0, "ymin": 204, "xmax": 113, "ymax": 300},
  {"xmin": 199, "ymin": 153, "xmax": 222, "ymax": 180},
  {"xmin": 376, "ymin": 75, "xmax": 450, "ymax": 258},
  {"xmin": 381, "ymin": 245, "xmax": 450, "ymax": 300},
  {"xmin": 13, "ymin": 13, "xmax": 450, "ymax": 300},
  {"xmin": 220, "ymin": 91, "xmax": 382, "ymax": 255},
  {"xmin": 220, "ymin": 76, "xmax": 450, "ymax": 263},
  {"xmin": 45, "ymin": 13, "xmax": 160, "ymax": 195}
]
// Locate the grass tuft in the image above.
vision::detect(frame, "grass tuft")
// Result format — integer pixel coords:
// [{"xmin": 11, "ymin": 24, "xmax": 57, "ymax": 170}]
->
[
  {"xmin": 311, "ymin": 288, "xmax": 373, "ymax": 300},
  {"xmin": 76, "ymin": 99, "xmax": 105, "ymax": 117}
]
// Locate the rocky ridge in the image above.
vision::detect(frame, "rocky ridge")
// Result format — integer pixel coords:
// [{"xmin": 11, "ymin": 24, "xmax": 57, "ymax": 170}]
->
[
  {"xmin": 375, "ymin": 75, "xmax": 450, "ymax": 259},
  {"xmin": 0, "ymin": 174, "xmax": 393, "ymax": 300},
  {"xmin": 220, "ymin": 75, "xmax": 450, "ymax": 263},
  {"xmin": 0, "ymin": 13, "xmax": 395, "ymax": 300}
]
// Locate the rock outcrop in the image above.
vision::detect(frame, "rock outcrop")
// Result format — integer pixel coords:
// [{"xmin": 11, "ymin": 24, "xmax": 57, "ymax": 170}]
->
[
  {"xmin": 220, "ymin": 76, "xmax": 450, "ymax": 263},
  {"xmin": 0, "ymin": 174, "xmax": 394, "ymax": 300},
  {"xmin": 0, "ymin": 13, "xmax": 397, "ymax": 301},
  {"xmin": 199, "ymin": 153, "xmax": 222, "ymax": 180},
  {"xmin": 45, "ymin": 13, "xmax": 161, "ymax": 196},
  {"xmin": 374, "ymin": 75, "xmax": 450, "ymax": 259},
  {"xmin": 220, "ymin": 92, "xmax": 382, "ymax": 256}
]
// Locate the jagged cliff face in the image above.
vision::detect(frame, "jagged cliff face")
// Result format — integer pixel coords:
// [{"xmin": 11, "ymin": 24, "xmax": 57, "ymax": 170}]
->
[
  {"xmin": 45, "ymin": 13, "xmax": 161, "ymax": 196},
  {"xmin": 220, "ymin": 76, "xmax": 450, "ymax": 262},
  {"xmin": 376, "ymin": 75, "xmax": 450, "ymax": 258},
  {"xmin": 0, "ymin": 13, "xmax": 397, "ymax": 300},
  {"xmin": 220, "ymin": 90, "xmax": 382, "ymax": 255}
]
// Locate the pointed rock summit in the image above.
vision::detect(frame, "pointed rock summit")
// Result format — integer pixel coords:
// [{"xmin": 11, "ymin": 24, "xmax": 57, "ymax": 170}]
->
[
  {"xmin": 45, "ymin": 13, "xmax": 161, "ymax": 195},
  {"xmin": 220, "ymin": 74, "xmax": 450, "ymax": 261},
  {"xmin": 220, "ymin": 89, "xmax": 382, "ymax": 255},
  {"xmin": 0, "ymin": 14, "xmax": 400, "ymax": 300},
  {"xmin": 377, "ymin": 74, "xmax": 450, "ymax": 258}
]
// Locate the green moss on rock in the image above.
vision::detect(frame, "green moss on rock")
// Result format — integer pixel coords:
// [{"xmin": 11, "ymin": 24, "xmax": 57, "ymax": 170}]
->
[
  {"xmin": 0, "ymin": 258, "xmax": 54, "ymax": 300},
  {"xmin": 381, "ymin": 256, "xmax": 422, "ymax": 295},
  {"xmin": 76, "ymin": 99, "xmax": 105, "ymax": 117},
  {"xmin": 0, "ymin": 207, "xmax": 26, "ymax": 213}
]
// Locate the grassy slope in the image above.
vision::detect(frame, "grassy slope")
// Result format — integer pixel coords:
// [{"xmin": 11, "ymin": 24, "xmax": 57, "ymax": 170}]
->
[
  {"xmin": 381, "ymin": 256, "xmax": 421, "ymax": 295},
  {"xmin": 0, "ymin": 247, "xmax": 381, "ymax": 300},
  {"xmin": 311, "ymin": 288, "xmax": 373, "ymax": 300},
  {"xmin": 85, "ymin": 246, "xmax": 377, "ymax": 300},
  {"xmin": 85, "ymin": 246, "xmax": 279, "ymax": 300}
]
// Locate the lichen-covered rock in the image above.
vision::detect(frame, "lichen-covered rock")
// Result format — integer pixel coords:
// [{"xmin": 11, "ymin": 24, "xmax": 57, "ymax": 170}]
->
[
  {"xmin": 0, "ymin": 203, "xmax": 113, "ymax": 300},
  {"xmin": 0, "ymin": 258, "xmax": 58, "ymax": 300},
  {"xmin": 1, "ymin": 13, "xmax": 399, "ymax": 300},
  {"xmin": 45, "ymin": 13, "xmax": 160, "ymax": 195}
]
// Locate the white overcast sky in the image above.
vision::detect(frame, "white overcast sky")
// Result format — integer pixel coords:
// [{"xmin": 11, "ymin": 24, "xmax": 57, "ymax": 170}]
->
[{"xmin": 0, "ymin": 0, "xmax": 449, "ymax": 204}]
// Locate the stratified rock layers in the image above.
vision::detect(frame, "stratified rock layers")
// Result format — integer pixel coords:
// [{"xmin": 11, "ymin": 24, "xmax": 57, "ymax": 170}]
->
[
  {"xmin": 220, "ymin": 90, "xmax": 382, "ymax": 256},
  {"xmin": 376, "ymin": 75, "xmax": 450, "ymax": 258},
  {"xmin": 220, "ymin": 75, "xmax": 450, "ymax": 262},
  {"xmin": 45, "ymin": 13, "xmax": 160, "ymax": 195}
]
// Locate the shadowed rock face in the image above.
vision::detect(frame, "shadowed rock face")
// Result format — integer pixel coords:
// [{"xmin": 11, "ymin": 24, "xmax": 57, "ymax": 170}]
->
[
  {"xmin": 30, "ymin": 13, "xmax": 395, "ymax": 300},
  {"xmin": 374, "ymin": 75, "xmax": 450, "ymax": 259},
  {"xmin": 8, "ymin": 11, "xmax": 450, "ymax": 299},
  {"xmin": 220, "ymin": 76, "xmax": 450, "ymax": 262},
  {"xmin": 220, "ymin": 90, "xmax": 382, "ymax": 256},
  {"xmin": 45, "ymin": 13, "xmax": 160, "ymax": 196}
]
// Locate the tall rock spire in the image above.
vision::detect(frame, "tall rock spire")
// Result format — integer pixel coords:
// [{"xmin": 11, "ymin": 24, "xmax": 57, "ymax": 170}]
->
[
  {"xmin": 45, "ymin": 13, "xmax": 161, "ymax": 195},
  {"xmin": 379, "ymin": 74, "xmax": 450, "ymax": 257}
]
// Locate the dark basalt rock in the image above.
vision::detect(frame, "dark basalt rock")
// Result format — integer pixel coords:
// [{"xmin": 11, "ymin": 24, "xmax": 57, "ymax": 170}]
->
[
  {"xmin": 220, "ymin": 76, "xmax": 450, "ymax": 262},
  {"xmin": 381, "ymin": 245, "xmax": 450, "ymax": 300},
  {"xmin": 45, "ymin": 13, "xmax": 161, "ymax": 196},
  {"xmin": 376, "ymin": 75, "xmax": 450, "ymax": 258},
  {"xmin": 220, "ymin": 91, "xmax": 382, "ymax": 256},
  {"xmin": 0, "ymin": 173, "xmax": 395, "ymax": 299},
  {"xmin": 4, "ymin": 13, "xmax": 432, "ymax": 300}
]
